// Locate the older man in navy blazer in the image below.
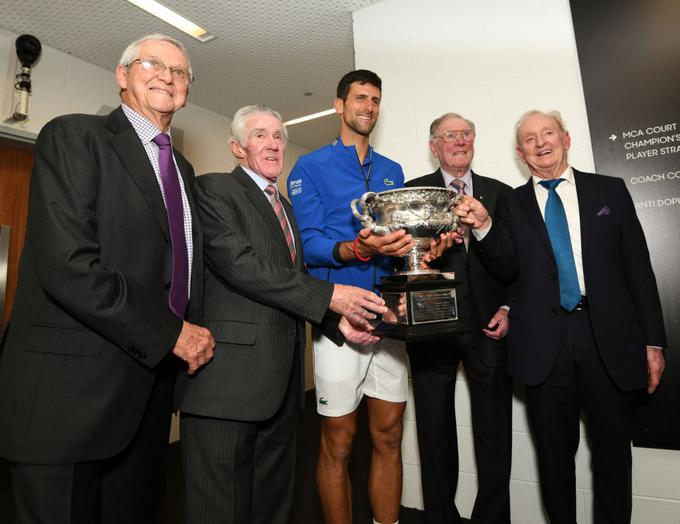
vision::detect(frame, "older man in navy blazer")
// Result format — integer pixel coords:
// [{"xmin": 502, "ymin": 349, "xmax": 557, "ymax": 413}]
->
[
  {"xmin": 455, "ymin": 110, "xmax": 666, "ymax": 523},
  {"xmin": 406, "ymin": 112, "xmax": 514, "ymax": 524}
]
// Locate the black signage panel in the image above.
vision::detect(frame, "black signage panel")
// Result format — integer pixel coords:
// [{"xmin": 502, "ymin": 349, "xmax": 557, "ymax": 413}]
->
[{"xmin": 570, "ymin": 0, "xmax": 680, "ymax": 449}]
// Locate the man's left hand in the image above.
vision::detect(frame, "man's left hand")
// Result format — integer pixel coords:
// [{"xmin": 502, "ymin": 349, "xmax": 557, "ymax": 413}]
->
[
  {"xmin": 339, "ymin": 315, "xmax": 381, "ymax": 346},
  {"xmin": 421, "ymin": 231, "xmax": 458, "ymax": 266},
  {"xmin": 482, "ymin": 308, "xmax": 509, "ymax": 340},
  {"xmin": 647, "ymin": 346, "xmax": 665, "ymax": 394}
]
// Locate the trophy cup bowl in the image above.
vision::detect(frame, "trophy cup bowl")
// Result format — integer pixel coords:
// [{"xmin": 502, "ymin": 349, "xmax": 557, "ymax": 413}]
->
[{"xmin": 350, "ymin": 186, "xmax": 462, "ymax": 274}]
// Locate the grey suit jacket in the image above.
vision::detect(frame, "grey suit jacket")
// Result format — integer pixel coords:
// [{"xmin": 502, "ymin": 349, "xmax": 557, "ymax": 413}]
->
[
  {"xmin": 180, "ymin": 167, "xmax": 334, "ymax": 421},
  {"xmin": 0, "ymin": 107, "xmax": 202, "ymax": 463}
]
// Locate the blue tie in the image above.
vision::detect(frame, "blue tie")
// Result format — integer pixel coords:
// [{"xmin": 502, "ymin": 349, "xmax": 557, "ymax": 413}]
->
[{"xmin": 539, "ymin": 179, "xmax": 581, "ymax": 311}]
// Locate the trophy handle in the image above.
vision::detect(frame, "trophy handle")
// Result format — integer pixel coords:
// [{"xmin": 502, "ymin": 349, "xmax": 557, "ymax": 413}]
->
[{"xmin": 351, "ymin": 192, "xmax": 381, "ymax": 231}]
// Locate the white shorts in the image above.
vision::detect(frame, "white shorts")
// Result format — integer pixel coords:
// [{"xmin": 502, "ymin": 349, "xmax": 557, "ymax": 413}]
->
[{"xmin": 312, "ymin": 332, "xmax": 408, "ymax": 417}]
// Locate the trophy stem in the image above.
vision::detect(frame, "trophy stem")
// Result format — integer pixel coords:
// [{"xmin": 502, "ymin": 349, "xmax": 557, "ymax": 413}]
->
[{"xmin": 398, "ymin": 247, "xmax": 436, "ymax": 275}]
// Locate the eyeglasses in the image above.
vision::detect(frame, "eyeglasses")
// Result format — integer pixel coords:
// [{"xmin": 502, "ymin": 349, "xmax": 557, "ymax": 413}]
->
[
  {"xmin": 433, "ymin": 130, "xmax": 475, "ymax": 143},
  {"xmin": 129, "ymin": 58, "xmax": 194, "ymax": 85}
]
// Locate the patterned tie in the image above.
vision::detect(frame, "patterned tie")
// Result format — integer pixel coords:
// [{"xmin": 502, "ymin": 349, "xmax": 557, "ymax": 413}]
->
[
  {"xmin": 153, "ymin": 133, "xmax": 189, "ymax": 318},
  {"xmin": 450, "ymin": 178, "xmax": 466, "ymax": 195},
  {"xmin": 450, "ymin": 179, "xmax": 469, "ymax": 249},
  {"xmin": 264, "ymin": 184, "xmax": 297, "ymax": 262},
  {"xmin": 539, "ymin": 178, "xmax": 581, "ymax": 311}
]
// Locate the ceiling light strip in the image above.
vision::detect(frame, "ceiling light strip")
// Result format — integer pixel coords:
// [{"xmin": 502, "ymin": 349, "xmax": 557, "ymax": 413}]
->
[
  {"xmin": 127, "ymin": 0, "xmax": 215, "ymax": 42},
  {"xmin": 284, "ymin": 108, "xmax": 336, "ymax": 127}
]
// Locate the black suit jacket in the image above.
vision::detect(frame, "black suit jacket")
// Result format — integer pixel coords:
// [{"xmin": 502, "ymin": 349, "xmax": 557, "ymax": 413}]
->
[
  {"xmin": 478, "ymin": 169, "xmax": 667, "ymax": 389},
  {"xmin": 179, "ymin": 167, "xmax": 334, "ymax": 422},
  {"xmin": 0, "ymin": 107, "xmax": 203, "ymax": 463},
  {"xmin": 406, "ymin": 170, "xmax": 513, "ymax": 366}
]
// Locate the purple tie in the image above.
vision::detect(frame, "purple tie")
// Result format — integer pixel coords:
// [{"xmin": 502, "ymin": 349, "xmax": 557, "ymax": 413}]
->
[{"xmin": 153, "ymin": 133, "xmax": 189, "ymax": 318}]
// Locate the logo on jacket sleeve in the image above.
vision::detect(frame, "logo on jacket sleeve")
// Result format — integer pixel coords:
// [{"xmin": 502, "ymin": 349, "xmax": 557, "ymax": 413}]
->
[
  {"xmin": 383, "ymin": 178, "xmax": 395, "ymax": 186},
  {"xmin": 289, "ymin": 178, "xmax": 302, "ymax": 196}
]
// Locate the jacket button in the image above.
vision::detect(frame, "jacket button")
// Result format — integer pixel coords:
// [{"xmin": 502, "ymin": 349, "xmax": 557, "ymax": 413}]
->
[
  {"xmin": 550, "ymin": 308, "xmax": 558, "ymax": 316},
  {"xmin": 550, "ymin": 272, "xmax": 557, "ymax": 280}
]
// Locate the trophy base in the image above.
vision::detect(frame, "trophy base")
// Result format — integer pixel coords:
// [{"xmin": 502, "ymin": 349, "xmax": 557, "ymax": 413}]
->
[{"xmin": 374, "ymin": 273, "xmax": 470, "ymax": 342}]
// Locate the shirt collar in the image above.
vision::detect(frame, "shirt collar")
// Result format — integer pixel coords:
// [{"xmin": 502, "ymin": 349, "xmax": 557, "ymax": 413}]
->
[
  {"xmin": 332, "ymin": 136, "xmax": 374, "ymax": 167},
  {"xmin": 532, "ymin": 165, "xmax": 573, "ymax": 188},
  {"xmin": 440, "ymin": 168, "xmax": 472, "ymax": 190},
  {"xmin": 240, "ymin": 165, "xmax": 274, "ymax": 192},
  {"xmin": 121, "ymin": 104, "xmax": 167, "ymax": 145}
]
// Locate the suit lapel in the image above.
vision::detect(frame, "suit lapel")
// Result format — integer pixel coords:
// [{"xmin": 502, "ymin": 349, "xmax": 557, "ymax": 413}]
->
[
  {"xmin": 470, "ymin": 170, "xmax": 487, "ymax": 202},
  {"xmin": 107, "ymin": 108, "xmax": 171, "ymax": 242},
  {"xmin": 516, "ymin": 179, "xmax": 554, "ymax": 257},
  {"xmin": 414, "ymin": 169, "xmax": 446, "ymax": 188},
  {"xmin": 574, "ymin": 169, "xmax": 596, "ymax": 262},
  {"xmin": 234, "ymin": 168, "xmax": 294, "ymax": 266},
  {"xmin": 282, "ymin": 197, "xmax": 303, "ymax": 269}
]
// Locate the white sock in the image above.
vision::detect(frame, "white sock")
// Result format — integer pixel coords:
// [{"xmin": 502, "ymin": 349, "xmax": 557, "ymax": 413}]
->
[{"xmin": 372, "ymin": 520, "xmax": 399, "ymax": 524}]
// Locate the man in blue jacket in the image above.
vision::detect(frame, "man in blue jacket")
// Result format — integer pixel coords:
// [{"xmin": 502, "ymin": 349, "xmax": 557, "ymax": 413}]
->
[{"xmin": 289, "ymin": 70, "xmax": 412, "ymax": 524}]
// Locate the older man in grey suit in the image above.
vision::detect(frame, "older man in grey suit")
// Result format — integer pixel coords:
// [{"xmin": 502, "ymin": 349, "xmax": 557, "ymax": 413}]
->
[{"xmin": 180, "ymin": 105, "xmax": 385, "ymax": 524}]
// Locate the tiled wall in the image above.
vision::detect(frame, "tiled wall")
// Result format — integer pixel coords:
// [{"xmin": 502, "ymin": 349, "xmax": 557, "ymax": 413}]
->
[{"xmin": 352, "ymin": 0, "xmax": 680, "ymax": 522}]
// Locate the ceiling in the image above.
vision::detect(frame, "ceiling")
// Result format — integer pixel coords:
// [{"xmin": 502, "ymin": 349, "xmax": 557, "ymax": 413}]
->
[{"xmin": 0, "ymin": 0, "xmax": 383, "ymax": 150}]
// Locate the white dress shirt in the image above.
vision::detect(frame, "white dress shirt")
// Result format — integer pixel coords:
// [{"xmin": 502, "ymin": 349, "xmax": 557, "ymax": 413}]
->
[{"xmin": 473, "ymin": 166, "xmax": 585, "ymax": 295}]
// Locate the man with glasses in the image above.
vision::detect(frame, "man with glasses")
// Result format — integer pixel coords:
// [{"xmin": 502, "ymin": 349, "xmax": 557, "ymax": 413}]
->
[
  {"xmin": 0, "ymin": 34, "xmax": 214, "ymax": 524},
  {"xmin": 405, "ymin": 112, "xmax": 514, "ymax": 523}
]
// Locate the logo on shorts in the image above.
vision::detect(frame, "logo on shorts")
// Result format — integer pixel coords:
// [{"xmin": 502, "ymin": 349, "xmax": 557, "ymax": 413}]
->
[{"xmin": 319, "ymin": 397, "xmax": 328, "ymax": 406}]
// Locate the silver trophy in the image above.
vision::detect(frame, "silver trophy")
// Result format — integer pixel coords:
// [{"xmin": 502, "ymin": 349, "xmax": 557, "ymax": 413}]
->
[
  {"xmin": 349, "ymin": 186, "xmax": 468, "ymax": 341},
  {"xmin": 350, "ymin": 186, "xmax": 462, "ymax": 274}
]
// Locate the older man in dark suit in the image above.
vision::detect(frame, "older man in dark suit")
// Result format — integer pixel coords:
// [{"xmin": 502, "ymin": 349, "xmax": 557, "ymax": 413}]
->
[
  {"xmin": 179, "ymin": 104, "xmax": 386, "ymax": 524},
  {"xmin": 0, "ymin": 34, "xmax": 215, "ymax": 524},
  {"xmin": 456, "ymin": 110, "xmax": 667, "ymax": 523},
  {"xmin": 406, "ymin": 112, "xmax": 513, "ymax": 524}
]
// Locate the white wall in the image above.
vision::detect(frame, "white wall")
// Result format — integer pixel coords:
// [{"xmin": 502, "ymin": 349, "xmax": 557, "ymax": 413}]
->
[
  {"xmin": 353, "ymin": 1, "xmax": 680, "ymax": 522},
  {"xmin": 0, "ymin": 28, "xmax": 312, "ymax": 441}
]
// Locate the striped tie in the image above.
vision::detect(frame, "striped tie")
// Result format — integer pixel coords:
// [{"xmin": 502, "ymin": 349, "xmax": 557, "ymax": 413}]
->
[
  {"xmin": 450, "ymin": 178, "xmax": 469, "ymax": 249},
  {"xmin": 450, "ymin": 178, "xmax": 466, "ymax": 195},
  {"xmin": 264, "ymin": 184, "xmax": 296, "ymax": 262}
]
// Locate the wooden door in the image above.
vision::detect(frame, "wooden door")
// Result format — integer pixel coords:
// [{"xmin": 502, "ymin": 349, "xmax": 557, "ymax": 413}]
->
[{"xmin": 0, "ymin": 137, "xmax": 34, "ymax": 327}]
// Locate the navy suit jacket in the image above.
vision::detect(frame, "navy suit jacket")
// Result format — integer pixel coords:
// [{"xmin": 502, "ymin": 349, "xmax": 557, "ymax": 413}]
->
[
  {"xmin": 406, "ymin": 169, "xmax": 513, "ymax": 367},
  {"xmin": 477, "ymin": 169, "xmax": 666, "ymax": 389}
]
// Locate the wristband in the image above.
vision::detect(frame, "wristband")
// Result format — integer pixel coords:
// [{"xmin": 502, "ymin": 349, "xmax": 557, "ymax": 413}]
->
[{"xmin": 353, "ymin": 237, "xmax": 371, "ymax": 262}]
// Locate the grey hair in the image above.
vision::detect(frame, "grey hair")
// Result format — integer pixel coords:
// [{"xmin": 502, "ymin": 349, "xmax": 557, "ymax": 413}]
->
[
  {"xmin": 231, "ymin": 105, "xmax": 288, "ymax": 146},
  {"xmin": 429, "ymin": 112, "xmax": 476, "ymax": 139},
  {"xmin": 118, "ymin": 33, "xmax": 192, "ymax": 79},
  {"xmin": 514, "ymin": 110, "xmax": 566, "ymax": 145}
]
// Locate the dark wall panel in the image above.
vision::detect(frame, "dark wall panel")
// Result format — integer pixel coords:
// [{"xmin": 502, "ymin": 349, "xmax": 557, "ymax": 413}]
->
[{"xmin": 570, "ymin": 0, "xmax": 680, "ymax": 449}]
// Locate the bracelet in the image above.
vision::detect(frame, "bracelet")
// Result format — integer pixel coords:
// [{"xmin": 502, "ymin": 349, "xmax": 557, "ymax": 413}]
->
[{"xmin": 353, "ymin": 237, "xmax": 371, "ymax": 262}]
